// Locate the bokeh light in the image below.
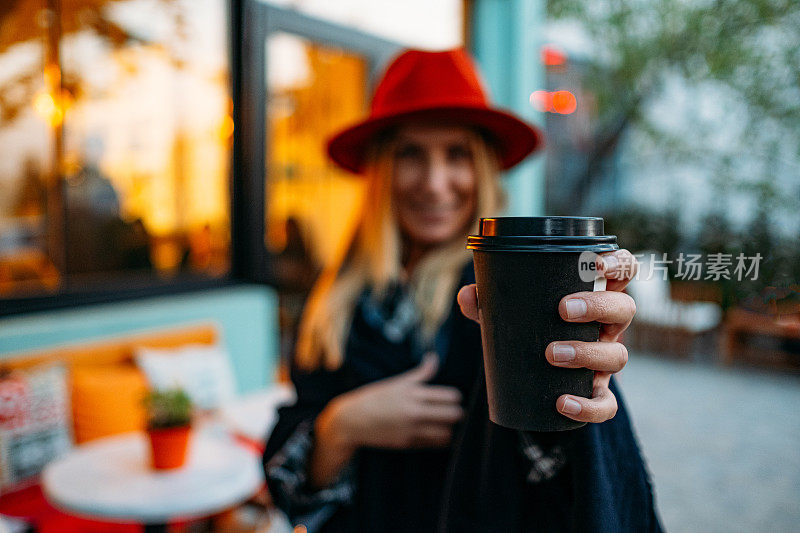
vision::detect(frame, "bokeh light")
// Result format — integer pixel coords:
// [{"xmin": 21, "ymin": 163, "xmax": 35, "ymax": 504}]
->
[
  {"xmin": 551, "ymin": 90, "xmax": 577, "ymax": 114},
  {"xmin": 530, "ymin": 90, "xmax": 577, "ymax": 114},
  {"xmin": 530, "ymin": 90, "xmax": 552, "ymax": 112},
  {"xmin": 541, "ymin": 44, "xmax": 567, "ymax": 67},
  {"xmin": 33, "ymin": 91, "xmax": 64, "ymax": 127}
]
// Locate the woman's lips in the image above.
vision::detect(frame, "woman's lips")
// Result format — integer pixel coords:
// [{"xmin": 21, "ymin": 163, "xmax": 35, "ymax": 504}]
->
[{"xmin": 407, "ymin": 204, "xmax": 459, "ymax": 218}]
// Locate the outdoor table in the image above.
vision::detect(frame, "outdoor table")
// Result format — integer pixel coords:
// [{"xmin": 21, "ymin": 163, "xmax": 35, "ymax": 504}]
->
[{"xmin": 42, "ymin": 430, "xmax": 263, "ymax": 533}]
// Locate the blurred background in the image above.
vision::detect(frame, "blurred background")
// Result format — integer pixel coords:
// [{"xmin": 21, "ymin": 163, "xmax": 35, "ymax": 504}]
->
[{"xmin": 0, "ymin": 0, "xmax": 798, "ymax": 531}]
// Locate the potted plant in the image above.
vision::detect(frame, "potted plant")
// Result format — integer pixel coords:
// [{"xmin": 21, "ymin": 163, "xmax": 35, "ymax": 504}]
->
[{"xmin": 144, "ymin": 388, "xmax": 193, "ymax": 470}]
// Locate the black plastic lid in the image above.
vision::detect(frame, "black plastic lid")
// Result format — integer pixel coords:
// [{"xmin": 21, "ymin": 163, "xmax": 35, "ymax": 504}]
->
[
  {"xmin": 480, "ymin": 216, "xmax": 605, "ymax": 237},
  {"xmin": 467, "ymin": 217, "xmax": 617, "ymax": 252}
]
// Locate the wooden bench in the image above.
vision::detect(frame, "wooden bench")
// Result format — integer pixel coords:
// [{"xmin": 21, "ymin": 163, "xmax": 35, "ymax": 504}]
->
[{"xmin": 722, "ymin": 308, "xmax": 800, "ymax": 369}]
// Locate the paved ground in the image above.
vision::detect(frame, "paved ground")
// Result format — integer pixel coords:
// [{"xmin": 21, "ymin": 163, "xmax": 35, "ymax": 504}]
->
[{"xmin": 618, "ymin": 353, "xmax": 800, "ymax": 532}]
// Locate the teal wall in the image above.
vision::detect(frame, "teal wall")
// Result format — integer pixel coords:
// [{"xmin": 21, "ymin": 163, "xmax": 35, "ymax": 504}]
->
[
  {"xmin": 471, "ymin": 0, "xmax": 546, "ymax": 216},
  {"xmin": 0, "ymin": 285, "xmax": 280, "ymax": 394}
]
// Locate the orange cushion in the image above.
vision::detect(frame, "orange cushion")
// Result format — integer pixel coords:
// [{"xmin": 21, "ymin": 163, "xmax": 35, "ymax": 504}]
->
[{"xmin": 70, "ymin": 365, "xmax": 148, "ymax": 444}]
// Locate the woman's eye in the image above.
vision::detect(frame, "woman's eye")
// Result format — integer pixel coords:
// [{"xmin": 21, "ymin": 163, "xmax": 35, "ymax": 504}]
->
[
  {"xmin": 396, "ymin": 145, "xmax": 424, "ymax": 160},
  {"xmin": 447, "ymin": 145, "xmax": 472, "ymax": 162}
]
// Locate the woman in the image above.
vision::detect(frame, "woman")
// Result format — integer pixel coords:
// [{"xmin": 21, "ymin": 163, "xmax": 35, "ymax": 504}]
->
[{"xmin": 263, "ymin": 49, "xmax": 662, "ymax": 532}]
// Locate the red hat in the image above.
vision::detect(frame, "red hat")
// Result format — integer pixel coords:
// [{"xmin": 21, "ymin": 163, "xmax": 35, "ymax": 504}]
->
[{"xmin": 327, "ymin": 48, "xmax": 544, "ymax": 174}]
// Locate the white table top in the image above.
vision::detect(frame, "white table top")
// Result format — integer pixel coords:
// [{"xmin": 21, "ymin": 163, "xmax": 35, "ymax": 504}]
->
[
  {"xmin": 218, "ymin": 384, "xmax": 295, "ymax": 442},
  {"xmin": 42, "ymin": 431, "xmax": 263, "ymax": 523}
]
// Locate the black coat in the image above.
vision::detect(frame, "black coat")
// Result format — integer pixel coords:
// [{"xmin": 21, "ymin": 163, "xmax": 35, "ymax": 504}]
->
[{"xmin": 263, "ymin": 265, "xmax": 663, "ymax": 532}]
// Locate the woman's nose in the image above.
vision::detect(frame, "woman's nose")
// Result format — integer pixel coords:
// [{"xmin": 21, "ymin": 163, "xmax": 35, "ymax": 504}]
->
[{"xmin": 422, "ymin": 156, "xmax": 450, "ymax": 195}]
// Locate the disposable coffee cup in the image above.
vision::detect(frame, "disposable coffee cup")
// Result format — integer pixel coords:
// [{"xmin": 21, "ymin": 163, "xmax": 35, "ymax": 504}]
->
[{"xmin": 467, "ymin": 217, "xmax": 618, "ymax": 431}]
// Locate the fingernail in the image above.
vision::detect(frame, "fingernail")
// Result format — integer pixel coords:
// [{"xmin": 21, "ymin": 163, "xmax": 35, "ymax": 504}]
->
[
  {"xmin": 552, "ymin": 344, "xmax": 576, "ymax": 362},
  {"xmin": 601, "ymin": 254, "xmax": 618, "ymax": 272},
  {"xmin": 565, "ymin": 299, "xmax": 587, "ymax": 319},
  {"xmin": 561, "ymin": 398, "xmax": 582, "ymax": 415}
]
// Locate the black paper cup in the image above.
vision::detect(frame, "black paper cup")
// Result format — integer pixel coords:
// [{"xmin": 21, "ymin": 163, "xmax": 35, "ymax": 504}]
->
[{"xmin": 467, "ymin": 217, "xmax": 618, "ymax": 431}]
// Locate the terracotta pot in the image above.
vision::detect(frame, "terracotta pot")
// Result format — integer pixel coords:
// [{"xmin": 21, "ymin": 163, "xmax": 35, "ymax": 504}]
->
[{"xmin": 147, "ymin": 426, "xmax": 191, "ymax": 470}]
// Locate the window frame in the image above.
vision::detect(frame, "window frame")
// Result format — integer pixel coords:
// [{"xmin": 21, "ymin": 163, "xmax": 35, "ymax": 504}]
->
[{"xmin": 234, "ymin": 2, "xmax": 399, "ymax": 286}]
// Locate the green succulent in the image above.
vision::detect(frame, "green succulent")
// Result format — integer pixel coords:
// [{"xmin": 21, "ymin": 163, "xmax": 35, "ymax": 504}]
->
[{"xmin": 144, "ymin": 388, "xmax": 193, "ymax": 430}]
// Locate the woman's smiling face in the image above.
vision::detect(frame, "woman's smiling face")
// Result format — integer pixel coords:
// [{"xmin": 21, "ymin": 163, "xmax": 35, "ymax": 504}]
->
[{"xmin": 392, "ymin": 124, "xmax": 478, "ymax": 248}]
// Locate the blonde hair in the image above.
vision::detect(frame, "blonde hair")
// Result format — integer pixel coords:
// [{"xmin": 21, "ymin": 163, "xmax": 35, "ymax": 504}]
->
[{"xmin": 295, "ymin": 129, "xmax": 505, "ymax": 371}]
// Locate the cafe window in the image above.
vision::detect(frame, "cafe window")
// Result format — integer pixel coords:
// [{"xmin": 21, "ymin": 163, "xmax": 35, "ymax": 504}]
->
[
  {"xmin": 1, "ymin": 1, "xmax": 464, "ymax": 316},
  {"xmin": 259, "ymin": 3, "xmax": 465, "ymax": 284},
  {"xmin": 0, "ymin": 0, "xmax": 232, "ymax": 309},
  {"xmin": 265, "ymin": 33, "xmax": 369, "ymax": 286},
  {"xmin": 242, "ymin": 6, "xmax": 398, "ymax": 363}
]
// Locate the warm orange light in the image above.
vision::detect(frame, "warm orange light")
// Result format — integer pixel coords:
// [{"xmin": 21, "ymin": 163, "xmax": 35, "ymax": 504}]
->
[
  {"xmin": 33, "ymin": 91, "xmax": 63, "ymax": 126},
  {"xmin": 551, "ymin": 90, "xmax": 577, "ymax": 114},
  {"xmin": 530, "ymin": 90, "xmax": 552, "ymax": 112},
  {"xmin": 44, "ymin": 63, "xmax": 61, "ymax": 86},
  {"xmin": 33, "ymin": 91, "xmax": 55, "ymax": 116},
  {"xmin": 218, "ymin": 115, "xmax": 234, "ymax": 140},
  {"xmin": 541, "ymin": 45, "xmax": 567, "ymax": 67}
]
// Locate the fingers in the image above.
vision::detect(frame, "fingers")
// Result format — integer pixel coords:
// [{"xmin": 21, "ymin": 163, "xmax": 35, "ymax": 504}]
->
[
  {"xmin": 414, "ymin": 384, "xmax": 462, "ymax": 405},
  {"xmin": 598, "ymin": 250, "xmax": 639, "ymax": 292},
  {"xmin": 556, "ymin": 383, "xmax": 618, "ymax": 423},
  {"xmin": 413, "ymin": 403, "xmax": 464, "ymax": 424},
  {"xmin": 409, "ymin": 387, "xmax": 464, "ymax": 446},
  {"xmin": 558, "ymin": 290, "xmax": 636, "ymax": 327},
  {"xmin": 598, "ymin": 249, "xmax": 639, "ymax": 281},
  {"xmin": 545, "ymin": 341, "xmax": 628, "ymax": 372},
  {"xmin": 400, "ymin": 352, "xmax": 439, "ymax": 382},
  {"xmin": 457, "ymin": 284, "xmax": 480, "ymax": 323},
  {"xmin": 593, "ymin": 370, "xmax": 612, "ymax": 390},
  {"xmin": 558, "ymin": 289, "xmax": 636, "ymax": 342}
]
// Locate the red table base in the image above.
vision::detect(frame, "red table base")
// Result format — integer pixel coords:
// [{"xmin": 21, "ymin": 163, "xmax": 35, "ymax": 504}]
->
[{"xmin": 0, "ymin": 484, "xmax": 142, "ymax": 533}]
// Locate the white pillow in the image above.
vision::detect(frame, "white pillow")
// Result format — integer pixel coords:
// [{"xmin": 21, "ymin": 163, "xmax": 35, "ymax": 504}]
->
[{"xmin": 134, "ymin": 344, "xmax": 237, "ymax": 410}]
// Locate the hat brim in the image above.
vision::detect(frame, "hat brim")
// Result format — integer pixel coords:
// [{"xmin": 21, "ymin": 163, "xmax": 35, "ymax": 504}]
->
[{"xmin": 326, "ymin": 106, "xmax": 544, "ymax": 174}]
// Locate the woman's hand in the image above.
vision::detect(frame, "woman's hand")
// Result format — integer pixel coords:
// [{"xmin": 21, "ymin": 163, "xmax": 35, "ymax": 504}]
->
[
  {"xmin": 456, "ymin": 249, "xmax": 639, "ymax": 425},
  {"xmin": 319, "ymin": 354, "xmax": 464, "ymax": 451},
  {"xmin": 310, "ymin": 355, "xmax": 462, "ymax": 487}
]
